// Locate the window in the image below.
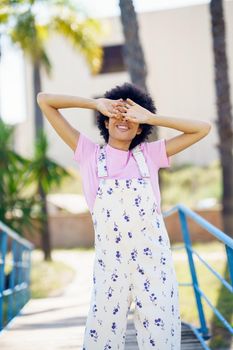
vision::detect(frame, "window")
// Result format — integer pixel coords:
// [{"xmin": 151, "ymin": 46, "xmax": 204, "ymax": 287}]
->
[{"xmin": 98, "ymin": 44, "xmax": 126, "ymax": 74}]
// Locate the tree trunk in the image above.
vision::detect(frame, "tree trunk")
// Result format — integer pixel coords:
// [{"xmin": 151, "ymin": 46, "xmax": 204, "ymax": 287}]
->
[
  {"xmin": 38, "ymin": 182, "xmax": 52, "ymax": 261},
  {"xmin": 209, "ymin": 1, "xmax": 233, "ymax": 348},
  {"xmin": 33, "ymin": 61, "xmax": 52, "ymax": 261},
  {"xmin": 118, "ymin": 0, "xmax": 158, "ymax": 142},
  {"xmin": 33, "ymin": 61, "xmax": 44, "ymax": 137},
  {"xmin": 210, "ymin": 0, "xmax": 233, "ymax": 238}
]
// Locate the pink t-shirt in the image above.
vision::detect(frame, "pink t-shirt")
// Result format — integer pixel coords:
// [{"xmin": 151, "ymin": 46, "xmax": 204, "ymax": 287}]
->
[{"xmin": 73, "ymin": 132, "xmax": 171, "ymax": 214}]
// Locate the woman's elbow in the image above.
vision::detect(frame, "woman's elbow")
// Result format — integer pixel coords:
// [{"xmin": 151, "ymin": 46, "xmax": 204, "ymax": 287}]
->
[{"xmin": 37, "ymin": 92, "xmax": 48, "ymax": 105}]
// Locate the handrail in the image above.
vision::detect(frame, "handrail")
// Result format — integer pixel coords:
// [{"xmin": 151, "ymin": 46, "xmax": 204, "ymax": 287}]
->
[
  {"xmin": 0, "ymin": 221, "xmax": 34, "ymax": 331},
  {"xmin": 163, "ymin": 204, "xmax": 233, "ymax": 348}
]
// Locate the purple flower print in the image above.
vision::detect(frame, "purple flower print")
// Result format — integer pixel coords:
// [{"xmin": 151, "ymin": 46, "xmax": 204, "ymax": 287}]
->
[
  {"xmin": 96, "ymin": 187, "xmax": 103, "ymax": 198},
  {"xmin": 111, "ymin": 271, "xmax": 118, "ymax": 282},
  {"xmin": 171, "ymin": 327, "xmax": 175, "ymax": 336},
  {"xmin": 137, "ymin": 264, "xmax": 145, "ymax": 275},
  {"xmin": 134, "ymin": 195, "xmax": 142, "ymax": 207},
  {"xmin": 155, "ymin": 218, "xmax": 161, "ymax": 228},
  {"xmin": 154, "ymin": 318, "xmax": 164, "ymax": 327},
  {"xmin": 141, "ymin": 227, "xmax": 146, "ymax": 234},
  {"xmin": 107, "ymin": 187, "xmax": 113, "ymax": 195},
  {"xmin": 123, "ymin": 210, "xmax": 130, "ymax": 222},
  {"xmin": 139, "ymin": 208, "xmax": 146, "ymax": 218},
  {"xmin": 135, "ymin": 297, "xmax": 142, "ymax": 308},
  {"xmin": 143, "ymin": 318, "xmax": 149, "ymax": 329},
  {"xmin": 131, "ymin": 248, "xmax": 138, "ymax": 261},
  {"xmin": 143, "ymin": 247, "xmax": 152, "ymax": 258},
  {"xmin": 137, "ymin": 178, "xmax": 145, "ymax": 185},
  {"xmin": 115, "ymin": 232, "xmax": 122, "ymax": 243},
  {"xmin": 149, "ymin": 337, "xmax": 156, "ymax": 347},
  {"xmin": 149, "ymin": 292, "xmax": 157, "ymax": 302},
  {"xmin": 92, "ymin": 303, "xmax": 97, "ymax": 316},
  {"xmin": 160, "ymin": 271, "xmax": 167, "ymax": 283},
  {"xmin": 126, "ymin": 179, "xmax": 132, "ymax": 188},
  {"xmin": 113, "ymin": 302, "xmax": 120, "ymax": 315},
  {"xmin": 128, "ymin": 231, "xmax": 133, "ymax": 238},
  {"xmin": 104, "ymin": 340, "xmax": 112, "ymax": 349},
  {"xmin": 160, "ymin": 255, "xmax": 166, "ymax": 265},
  {"xmin": 158, "ymin": 235, "xmax": 163, "ymax": 244},
  {"xmin": 89, "ymin": 329, "xmax": 98, "ymax": 341},
  {"xmin": 98, "ymin": 152, "xmax": 105, "ymax": 161},
  {"xmin": 172, "ymin": 304, "xmax": 175, "ymax": 315},
  {"xmin": 111, "ymin": 322, "xmax": 117, "ymax": 334},
  {"xmin": 98, "ymin": 259, "xmax": 106, "ymax": 270},
  {"xmin": 114, "ymin": 179, "xmax": 119, "ymax": 188},
  {"xmin": 105, "ymin": 286, "xmax": 114, "ymax": 299},
  {"xmin": 116, "ymin": 250, "xmax": 122, "ymax": 263},
  {"xmin": 144, "ymin": 278, "xmax": 150, "ymax": 291},
  {"xmin": 113, "ymin": 222, "xmax": 119, "ymax": 232}
]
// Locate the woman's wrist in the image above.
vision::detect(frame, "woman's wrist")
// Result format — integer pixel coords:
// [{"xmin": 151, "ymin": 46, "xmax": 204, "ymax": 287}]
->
[{"xmin": 146, "ymin": 112, "xmax": 159, "ymax": 125}]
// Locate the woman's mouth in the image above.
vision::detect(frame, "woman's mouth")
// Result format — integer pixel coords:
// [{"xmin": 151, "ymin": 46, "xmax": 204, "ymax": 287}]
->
[{"xmin": 116, "ymin": 124, "xmax": 129, "ymax": 132}]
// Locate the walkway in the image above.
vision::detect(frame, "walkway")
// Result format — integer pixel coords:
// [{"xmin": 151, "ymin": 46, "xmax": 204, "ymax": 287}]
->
[{"xmin": 0, "ymin": 250, "xmax": 213, "ymax": 349}]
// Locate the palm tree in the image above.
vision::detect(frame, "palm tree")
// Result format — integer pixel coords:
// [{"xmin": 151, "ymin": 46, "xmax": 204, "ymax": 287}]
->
[
  {"xmin": 209, "ymin": 1, "xmax": 233, "ymax": 348},
  {"xmin": 118, "ymin": 0, "xmax": 158, "ymax": 142},
  {"xmin": 0, "ymin": 118, "xmax": 40, "ymax": 236},
  {"xmin": 30, "ymin": 129, "xmax": 70, "ymax": 261},
  {"xmin": 0, "ymin": 118, "xmax": 71, "ymax": 261},
  {"xmin": 1, "ymin": 0, "xmax": 104, "ymax": 260}
]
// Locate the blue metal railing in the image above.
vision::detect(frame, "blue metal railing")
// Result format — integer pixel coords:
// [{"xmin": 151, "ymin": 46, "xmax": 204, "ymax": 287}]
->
[
  {"xmin": 163, "ymin": 204, "xmax": 233, "ymax": 349},
  {"xmin": 0, "ymin": 221, "xmax": 34, "ymax": 331}
]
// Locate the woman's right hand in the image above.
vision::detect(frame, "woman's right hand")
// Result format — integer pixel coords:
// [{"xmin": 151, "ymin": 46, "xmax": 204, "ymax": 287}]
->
[{"xmin": 95, "ymin": 98, "xmax": 125, "ymax": 119}]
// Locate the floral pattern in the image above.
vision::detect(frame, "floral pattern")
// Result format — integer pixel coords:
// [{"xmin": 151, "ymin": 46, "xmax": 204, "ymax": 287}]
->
[{"xmin": 83, "ymin": 144, "xmax": 181, "ymax": 350}]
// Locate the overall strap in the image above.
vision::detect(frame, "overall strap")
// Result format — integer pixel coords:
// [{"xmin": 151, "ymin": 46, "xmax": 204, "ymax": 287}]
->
[
  {"xmin": 131, "ymin": 144, "xmax": 150, "ymax": 178},
  {"xmin": 97, "ymin": 144, "xmax": 108, "ymax": 177},
  {"xmin": 97, "ymin": 143, "xmax": 150, "ymax": 178}
]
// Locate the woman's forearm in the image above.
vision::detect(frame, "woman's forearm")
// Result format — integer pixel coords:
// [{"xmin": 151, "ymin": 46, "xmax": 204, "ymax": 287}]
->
[
  {"xmin": 147, "ymin": 113, "xmax": 211, "ymax": 134},
  {"xmin": 37, "ymin": 92, "xmax": 97, "ymax": 110}
]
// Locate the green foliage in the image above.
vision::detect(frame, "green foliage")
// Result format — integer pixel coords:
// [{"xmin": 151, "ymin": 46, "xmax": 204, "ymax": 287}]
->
[
  {"xmin": 0, "ymin": 119, "xmax": 71, "ymax": 238},
  {"xmin": 2, "ymin": 0, "xmax": 104, "ymax": 74},
  {"xmin": 160, "ymin": 160, "xmax": 221, "ymax": 209}
]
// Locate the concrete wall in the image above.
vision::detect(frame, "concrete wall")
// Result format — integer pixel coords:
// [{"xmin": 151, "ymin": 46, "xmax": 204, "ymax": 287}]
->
[{"xmin": 24, "ymin": 208, "xmax": 223, "ymax": 248}]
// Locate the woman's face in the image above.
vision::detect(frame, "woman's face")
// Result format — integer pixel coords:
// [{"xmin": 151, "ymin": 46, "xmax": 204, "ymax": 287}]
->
[{"xmin": 104, "ymin": 115, "xmax": 142, "ymax": 143}]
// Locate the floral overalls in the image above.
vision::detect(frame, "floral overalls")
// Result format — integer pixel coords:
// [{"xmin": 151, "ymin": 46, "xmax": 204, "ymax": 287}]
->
[{"xmin": 82, "ymin": 142, "xmax": 181, "ymax": 350}]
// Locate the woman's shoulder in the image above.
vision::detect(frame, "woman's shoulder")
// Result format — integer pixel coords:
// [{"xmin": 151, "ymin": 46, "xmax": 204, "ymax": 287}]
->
[{"xmin": 73, "ymin": 132, "xmax": 99, "ymax": 164}]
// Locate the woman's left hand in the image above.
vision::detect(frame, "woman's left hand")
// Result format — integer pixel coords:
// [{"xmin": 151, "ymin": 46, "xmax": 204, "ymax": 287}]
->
[{"xmin": 113, "ymin": 98, "xmax": 152, "ymax": 124}]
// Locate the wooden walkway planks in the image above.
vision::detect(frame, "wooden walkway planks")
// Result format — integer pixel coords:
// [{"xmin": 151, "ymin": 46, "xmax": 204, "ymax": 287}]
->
[{"xmin": 125, "ymin": 310, "xmax": 206, "ymax": 350}]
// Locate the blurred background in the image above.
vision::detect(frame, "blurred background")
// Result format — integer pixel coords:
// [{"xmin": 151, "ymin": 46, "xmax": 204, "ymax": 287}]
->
[{"xmin": 0, "ymin": 1, "xmax": 233, "ymax": 349}]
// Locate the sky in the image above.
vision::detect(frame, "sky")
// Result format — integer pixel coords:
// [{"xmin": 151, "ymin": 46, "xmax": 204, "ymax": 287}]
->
[{"xmin": 0, "ymin": 0, "xmax": 216, "ymax": 124}]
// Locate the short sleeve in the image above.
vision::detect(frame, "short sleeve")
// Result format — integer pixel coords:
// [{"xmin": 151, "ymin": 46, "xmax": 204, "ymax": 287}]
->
[
  {"xmin": 145, "ymin": 138, "xmax": 171, "ymax": 169},
  {"xmin": 73, "ymin": 132, "xmax": 96, "ymax": 165}
]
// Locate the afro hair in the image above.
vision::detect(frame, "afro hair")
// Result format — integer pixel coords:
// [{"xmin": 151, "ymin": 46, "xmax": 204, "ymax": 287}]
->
[{"xmin": 96, "ymin": 82, "xmax": 157, "ymax": 150}]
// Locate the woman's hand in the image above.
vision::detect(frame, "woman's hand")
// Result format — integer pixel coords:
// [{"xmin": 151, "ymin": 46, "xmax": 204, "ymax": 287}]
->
[
  {"xmin": 113, "ymin": 98, "xmax": 153, "ymax": 124},
  {"xmin": 96, "ymin": 98, "xmax": 125, "ymax": 119}
]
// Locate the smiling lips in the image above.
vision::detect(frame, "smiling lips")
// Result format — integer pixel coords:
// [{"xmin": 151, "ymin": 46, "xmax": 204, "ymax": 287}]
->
[{"xmin": 116, "ymin": 124, "xmax": 129, "ymax": 132}]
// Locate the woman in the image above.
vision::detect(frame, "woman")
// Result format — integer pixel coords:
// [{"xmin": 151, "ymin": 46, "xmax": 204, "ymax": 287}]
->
[{"xmin": 37, "ymin": 82, "xmax": 211, "ymax": 350}]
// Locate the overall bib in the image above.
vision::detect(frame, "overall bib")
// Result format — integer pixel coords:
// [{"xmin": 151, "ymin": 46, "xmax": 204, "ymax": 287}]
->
[{"xmin": 83, "ymin": 143, "xmax": 181, "ymax": 350}]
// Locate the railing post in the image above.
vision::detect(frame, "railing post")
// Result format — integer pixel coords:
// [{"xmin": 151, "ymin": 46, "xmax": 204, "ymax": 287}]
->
[
  {"xmin": 178, "ymin": 209, "xmax": 210, "ymax": 339},
  {"xmin": 7, "ymin": 240, "xmax": 14, "ymax": 323},
  {"xmin": 0, "ymin": 231, "xmax": 7, "ymax": 331},
  {"xmin": 225, "ymin": 245, "xmax": 233, "ymax": 287}
]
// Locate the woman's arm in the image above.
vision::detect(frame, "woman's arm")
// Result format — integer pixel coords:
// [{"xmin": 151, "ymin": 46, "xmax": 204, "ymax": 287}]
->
[
  {"xmin": 146, "ymin": 113, "xmax": 212, "ymax": 157},
  {"xmin": 116, "ymin": 98, "xmax": 212, "ymax": 157},
  {"xmin": 36, "ymin": 93, "xmax": 124, "ymax": 152}
]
